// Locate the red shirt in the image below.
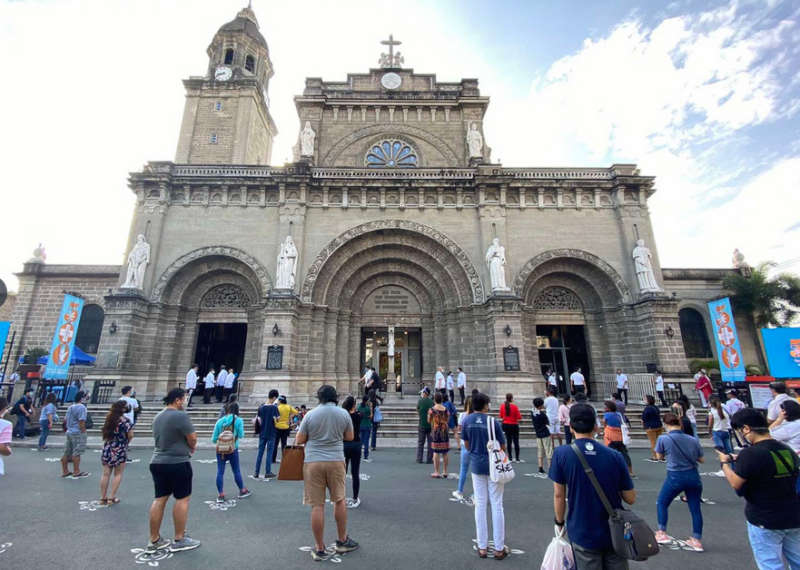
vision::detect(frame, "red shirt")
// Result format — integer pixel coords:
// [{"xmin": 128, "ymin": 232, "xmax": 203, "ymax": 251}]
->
[{"xmin": 499, "ymin": 402, "xmax": 522, "ymax": 425}]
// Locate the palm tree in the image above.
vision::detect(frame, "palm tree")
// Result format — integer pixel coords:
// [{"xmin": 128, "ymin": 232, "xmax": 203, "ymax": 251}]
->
[{"xmin": 723, "ymin": 262, "xmax": 800, "ymax": 369}]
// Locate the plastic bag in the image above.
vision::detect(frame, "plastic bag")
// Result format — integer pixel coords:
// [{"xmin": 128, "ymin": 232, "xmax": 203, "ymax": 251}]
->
[{"xmin": 540, "ymin": 526, "xmax": 576, "ymax": 570}]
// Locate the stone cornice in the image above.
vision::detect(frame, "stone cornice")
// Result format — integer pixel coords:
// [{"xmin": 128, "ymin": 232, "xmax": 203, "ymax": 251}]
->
[{"xmin": 662, "ymin": 268, "xmax": 736, "ymax": 281}]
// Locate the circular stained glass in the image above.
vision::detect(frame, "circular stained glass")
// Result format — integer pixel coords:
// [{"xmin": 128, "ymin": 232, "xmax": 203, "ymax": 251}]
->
[{"xmin": 365, "ymin": 139, "xmax": 418, "ymax": 168}]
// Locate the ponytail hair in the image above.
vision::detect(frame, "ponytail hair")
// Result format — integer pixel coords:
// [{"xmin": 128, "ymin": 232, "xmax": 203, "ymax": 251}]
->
[{"xmin": 505, "ymin": 393, "xmax": 513, "ymax": 416}]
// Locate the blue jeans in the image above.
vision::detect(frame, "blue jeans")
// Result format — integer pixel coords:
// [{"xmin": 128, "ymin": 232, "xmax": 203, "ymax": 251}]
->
[
  {"xmin": 747, "ymin": 522, "xmax": 800, "ymax": 570},
  {"xmin": 13, "ymin": 415, "xmax": 27, "ymax": 438},
  {"xmin": 370, "ymin": 422, "xmax": 380, "ymax": 449},
  {"xmin": 713, "ymin": 430, "xmax": 733, "ymax": 454},
  {"xmin": 657, "ymin": 469, "xmax": 703, "ymax": 539},
  {"xmin": 38, "ymin": 420, "xmax": 50, "ymax": 448},
  {"xmin": 254, "ymin": 436, "xmax": 276, "ymax": 476},
  {"xmin": 457, "ymin": 445, "xmax": 471, "ymax": 493},
  {"xmin": 216, "ymin": 449, "xmax": 245, "ymax": 495},
  {"xmin": 360, "ymin": 427, "xmax": 371, "ymax": 459}
]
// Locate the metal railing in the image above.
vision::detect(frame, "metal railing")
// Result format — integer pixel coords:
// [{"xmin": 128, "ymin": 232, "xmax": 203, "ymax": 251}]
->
[{"xmin": 596, "ymin": 373, "xmax": 657, "ymax": 404}]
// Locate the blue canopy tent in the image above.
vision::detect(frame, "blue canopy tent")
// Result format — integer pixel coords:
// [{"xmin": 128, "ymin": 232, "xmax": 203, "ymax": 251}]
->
[{"xmin": 18, "ymin": 345, "xmax": 96, "ymax": 366}]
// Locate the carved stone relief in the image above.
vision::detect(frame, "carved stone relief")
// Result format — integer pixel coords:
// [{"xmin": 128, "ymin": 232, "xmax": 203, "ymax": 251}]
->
[
  {"xmin": 532, "ymin": 286, "xmax": 583, "ymax": 311},
  {"xmin": 201, "ymin": 285, "xmax": 251, "ymax": 309}
]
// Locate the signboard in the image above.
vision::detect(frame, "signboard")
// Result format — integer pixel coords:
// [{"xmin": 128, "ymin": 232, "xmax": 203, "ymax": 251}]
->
[
  {"xmin": 0, "ymin": 321, "xmax": 10, "ymax": 365},
  {"xmin": 707, "ymin": 298, "xmax": 746, "ymax": 382},
  {"xmin": 266, "ymin": 345, "xmax": 283, "ymax": 370},
  {"xmin": 761, "ymin": 327, "xmax": 800, "ymax": 379},
  {"xmin": 44, "ymin": 294, "xmax": 84, "ymax": 380},
  {"xmin": 503, "ymin": 346, "xmax": 520, "ymax": 371},
  {"xmin": 749, "ymin": 384, "xmax": 773, "ymax": 410}
]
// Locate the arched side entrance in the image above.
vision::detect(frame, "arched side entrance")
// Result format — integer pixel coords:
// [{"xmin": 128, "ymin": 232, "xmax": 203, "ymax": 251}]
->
[
  {"xmin": 678, "ymin": 306, "xmax": 713, "ymax": 359},
  {"xmin": 516, "ymin": 250, "xmax": 629, "ymax": 394}
]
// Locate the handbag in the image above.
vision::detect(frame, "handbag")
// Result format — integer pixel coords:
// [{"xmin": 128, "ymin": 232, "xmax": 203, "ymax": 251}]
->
[
  {"xmin": 570, "ymin": 443, "xmax": 659, "ymax": 561},
  {"xmin": 618, "ymin": 413, "xmax": 631, "ymax": 446},
  {"xmin": 540, "ymin": 525, "xmax": 576, "ymax": 570},
  {"xmin": 277, "ymin": 445, "xmax": 305, "ymax": 481},
  {"xmin": 487, "ymin": 414, "xmax": 515, "ymax": 484}
]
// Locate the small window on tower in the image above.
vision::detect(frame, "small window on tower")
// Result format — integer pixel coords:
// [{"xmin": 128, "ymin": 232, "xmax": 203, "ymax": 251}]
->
[
  {"xmin": 215, "ymin": 101, "xmax": 222, "ymax": 111},
  {"xmin": 245, "ymin": 55, "xmax": 255, "ymax": 73},
  {"xmin": 210, "ymin": 133, "xmax": 218, "ymax": 144},
  {"xmin": 224, "ymin": 49, "xmax": 234, "ymax": 65}
]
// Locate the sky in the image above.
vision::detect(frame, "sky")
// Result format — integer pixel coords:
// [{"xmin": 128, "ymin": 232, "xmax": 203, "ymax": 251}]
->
[{"xmin": 0, "ymin": 0, "xmax": 798, "ymax": 294}]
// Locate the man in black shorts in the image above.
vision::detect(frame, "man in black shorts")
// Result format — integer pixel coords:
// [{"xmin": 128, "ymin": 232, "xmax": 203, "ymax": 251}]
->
[{"xmin": 147, "ymin": 388, "xmax": 200, "ymax": 553}]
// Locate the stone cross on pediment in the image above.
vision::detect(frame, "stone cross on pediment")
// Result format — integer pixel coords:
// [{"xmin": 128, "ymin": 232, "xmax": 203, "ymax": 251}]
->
[{"xmin": 379, "ymin": 34, "xmax": 404, "ymax": 68}]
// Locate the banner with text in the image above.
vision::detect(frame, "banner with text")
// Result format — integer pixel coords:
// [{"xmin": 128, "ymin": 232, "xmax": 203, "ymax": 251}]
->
[
  {"xmin": 0, "ymin": 321, "xmax": 10, "ymax": 367},
  {"xmin": 44, "ymin": 294, "xmax": 84, "ymax": 380},
  {"xmin": 708, "ymin": 297, "xmax": 746, "ymax": 382}
]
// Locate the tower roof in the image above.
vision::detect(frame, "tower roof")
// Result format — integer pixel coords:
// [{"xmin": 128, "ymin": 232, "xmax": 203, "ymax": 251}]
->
[{"xmin": 217, "ymin": 6, "xmax": 267, "ymax": 49}]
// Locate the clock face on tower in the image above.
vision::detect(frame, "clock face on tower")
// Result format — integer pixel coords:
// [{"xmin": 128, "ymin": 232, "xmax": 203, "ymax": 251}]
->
[
  {"xmin": 214, "ymin": 66, "xmax": 232, "ymax": 81},
  {"xmin": 380, "ymin": 72, "xmax": 402, "ymax": 90}
]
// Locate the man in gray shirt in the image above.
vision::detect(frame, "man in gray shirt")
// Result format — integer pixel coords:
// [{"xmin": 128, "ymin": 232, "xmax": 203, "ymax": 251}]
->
[
  {"xmin": 295, "ymin": 385, "xmax": 359, "ymax": 561},
  {"xmin": 60, "ymin": 390, "xmax": 88, "ymax": 478},
  {"xmin": 147, "ymin": 388, "xmax": 200, "ymax": 554}
]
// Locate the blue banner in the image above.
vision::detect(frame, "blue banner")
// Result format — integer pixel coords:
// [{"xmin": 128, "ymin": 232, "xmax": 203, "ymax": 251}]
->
[
  {"xmin": 0, "ymin": 321, "xmax": 10, "ymax": 366},
  {"xmin": 761, "ymin": 327, "xmax": 800, "ymax": 379},
  {"xmin": 44, "ymin": 294, "xmax": 84, "ymax": 380},
  {"xmin": 707, "ymin": 297, "xmax": 747, "ymax": 382}
]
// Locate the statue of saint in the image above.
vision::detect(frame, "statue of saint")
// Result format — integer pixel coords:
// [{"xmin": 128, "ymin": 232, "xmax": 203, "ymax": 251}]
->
[
  {"xmin": 732, "ymin": 248, "xmax": 748, "ymax": 269},
  {"xmin": 275, "ymin": 236, "xmax": 298, "ymax": 290},
  {"xmin": 466, "ymin": 122, "xmax": 483, "ymax": 158},
  {"xmin": 122, "ymin": 234, "xmax": 151, "ymax": 289},
  {"xmin": 632, "ymin": 239, "xmax": 662, "ymax": 293},
  {"xmin": 29, "ymin": 243, "xmax": 47, "ymax": 263},
  {"xmin": 485, "ymin": 238, "xmax": 510, "ymax": 292},
  {"xmin": 300, "ymin": 121, "xmax": 315, "ymax": 157}
]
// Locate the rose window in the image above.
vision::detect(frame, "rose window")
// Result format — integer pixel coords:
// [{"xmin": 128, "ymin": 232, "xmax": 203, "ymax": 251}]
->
[{"xmin": 365, "ymin": 140, "xmax": 418, "ymax": 168}]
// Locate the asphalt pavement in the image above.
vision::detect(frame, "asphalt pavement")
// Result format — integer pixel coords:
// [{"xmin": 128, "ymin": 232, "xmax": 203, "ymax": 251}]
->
[{"xmin": 0, "ymin": 445, "xmax": 757, "ymax": 569}]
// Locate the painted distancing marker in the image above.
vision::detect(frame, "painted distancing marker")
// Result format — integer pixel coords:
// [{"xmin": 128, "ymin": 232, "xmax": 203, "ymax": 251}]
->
[
  {"xmin": 78, "ymin": 500, "xmax": 108, "ymax": 511},
  {"xmin": 204, "ymin": 499, "xmax": 238, "ymax": 511},
  {"xmin": 0, "ymin": 542, "xmax": 12, "ymax": 555},
  {"xmin": 131, "ymin": 546, "xmax": 173, "ymax": 566},
  {"xmin": 471, "ymin": 539, "xmax": 525, "ymax": 556},
  {"xmin": 298, "ymin": 544, "xmax": 344, "ymax": 564}
]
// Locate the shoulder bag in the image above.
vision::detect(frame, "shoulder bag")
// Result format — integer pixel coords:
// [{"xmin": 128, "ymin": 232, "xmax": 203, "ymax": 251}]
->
[
  {"xmin": 487, "ymin": 415, "xmax": 515, "ymax": 484},
  {"xmin": 570, "ymin": 443, "xmax": 659, "ymax": 561},
  {"xmin": 618, "ymin": 412, "xmax": 631, "ymax": 446},
  {"xmin": 277, "ymin": 445, "xmax": 305, "ymax": 481}
]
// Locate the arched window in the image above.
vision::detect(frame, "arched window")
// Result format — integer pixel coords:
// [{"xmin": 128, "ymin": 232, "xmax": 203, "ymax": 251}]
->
[
  {"xmin": 679, "ymin": 307, "xmax": 712, "ymax": 358},
  {"xmin": 75, "ymin": 304, "xmax": 105, "ymax": 354},
  {"xmin": 365, "ymin": 139, "xmax": 418, "ymax": 168},
  {"xmin": 244, "ymin": 55, "xmax": 255, "ymax": 72},
  {"xmin": 224, "ymin": 49, "xmax": 234, "ymax": 65}
]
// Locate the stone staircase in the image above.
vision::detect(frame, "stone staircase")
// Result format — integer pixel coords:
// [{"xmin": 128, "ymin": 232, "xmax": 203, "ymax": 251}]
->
[{"xmin": 64, "ymin": 395, "xmax": 710, "ymax": 441}]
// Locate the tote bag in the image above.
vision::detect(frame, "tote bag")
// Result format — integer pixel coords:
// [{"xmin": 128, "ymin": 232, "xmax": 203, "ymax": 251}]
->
[
  {"xmin": 277, "ymin": 445, "xmax": 305, "ymax": 481},
  {"xmin": 487, "ymin": 415, "xmax": 515, "ymax": 484},
  {"xmin": 618, "ymin": 413, "xmax": 631, "ymax": 446}
]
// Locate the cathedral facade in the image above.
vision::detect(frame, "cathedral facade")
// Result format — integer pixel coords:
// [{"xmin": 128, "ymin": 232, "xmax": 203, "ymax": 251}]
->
[{"xmin": 8, "ymin": 7, "xmax": 759, "ymax": 400}]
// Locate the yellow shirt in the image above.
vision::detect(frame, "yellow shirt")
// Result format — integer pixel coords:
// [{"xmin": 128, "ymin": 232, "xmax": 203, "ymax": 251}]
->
[{"xmin": 275, "ymin": 403, "xmax": 297, "ymax": 430}]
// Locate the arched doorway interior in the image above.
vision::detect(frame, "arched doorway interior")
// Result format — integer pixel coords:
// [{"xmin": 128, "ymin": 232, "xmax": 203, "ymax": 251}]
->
[{"xmin": 679, "ymin": 307, "xmax": 713, "ymax": 358}]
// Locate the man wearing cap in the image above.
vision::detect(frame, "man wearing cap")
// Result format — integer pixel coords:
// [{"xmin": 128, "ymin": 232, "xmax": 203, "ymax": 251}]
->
[
  {"xmin": 549, "ymin": 403, "xmax": 636, "ymax": 569},
  {"xmin": 416, "ymin": 388, "xmax": 434, "ymax": 464}
]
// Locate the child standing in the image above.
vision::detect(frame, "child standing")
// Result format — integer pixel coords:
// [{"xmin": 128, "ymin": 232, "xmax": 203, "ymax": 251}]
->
[{"xmin": 531, "ymin": 397, "xmax": 553, "ymax": 474}]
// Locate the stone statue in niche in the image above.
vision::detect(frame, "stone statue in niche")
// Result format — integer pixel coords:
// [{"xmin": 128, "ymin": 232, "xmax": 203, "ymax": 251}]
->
[
  {"xmin": 632, "ymin": 239, "xmax": 662, "ymax": 293},
  {"xmin": 485, "ymin": 237, "xmax": 510, "ymax": 292},
  {"xmin": 275, "ymin": 236, "xmax": 298, "ymax": 290},
  {"xmin": 122, "ymin": 234, "xmax": 150, "ymax": 289},
  {"xmin": 300, "ymin": 121, "xmax": 315, "ymax": 157},
  {"xmin": 466, "ymin": 122, "xmax": 483, "ymax": 158}
]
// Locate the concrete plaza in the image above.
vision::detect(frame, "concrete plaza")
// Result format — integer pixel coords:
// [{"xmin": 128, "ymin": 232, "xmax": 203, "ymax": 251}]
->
[{"xmin": 1, "ymin": 446, "xmax": 756, "ymax": 569}]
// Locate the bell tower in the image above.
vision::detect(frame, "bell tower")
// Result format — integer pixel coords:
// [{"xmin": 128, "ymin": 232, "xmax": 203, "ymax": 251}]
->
[{"xmin": 175, "ymin": 5, "xmax": 277, "ymax": 165}]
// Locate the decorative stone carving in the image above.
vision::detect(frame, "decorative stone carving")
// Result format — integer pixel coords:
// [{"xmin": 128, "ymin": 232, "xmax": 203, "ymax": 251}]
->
[
  {"xmin": 322, "ymin": 124, "xmax": 459, "ymax": 165},
  {"xmin": 275, "ymin": 236, "xmax": 298, "ymax": 290},
  {"xmin": 632, "ymin": 239, "xmax": 663, "ymax": 293},
  {"xmin": 486, "ymin": 238, "xmax": 510, "ymax": 292},
  {"xmin": 151, "ymin": 246, "xmax": 272, "ymax": 302},
  {"xmin": 201, "ymin": 284, "xmax": 251, "ymax": 309},
  {"xmin": 122, "ymin": 235, "xmax": 151, "ymax": 289},
  {"xmin": 300, "ymin": 121, "xmax": 315, "ymax": 157},
  {"xmin": 467, "ymin": 122, "xmax": 483, "ymax": 158},
  {"xmin": 300, "ymin": 219, "xmax": 484, "ymax": 304},
  {"xmin": 28, "ymin": 243, "xmax": 47, "ymax": 263},
  {"xmin": 732, "ymin": 248, "xmax": 749, "ymax": 269},
  {"xmin": 533, "ymin": 287, "xmax": 583, "ymax": 311}
]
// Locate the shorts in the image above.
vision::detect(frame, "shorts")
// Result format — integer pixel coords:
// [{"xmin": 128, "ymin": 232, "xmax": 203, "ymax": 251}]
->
[
  {"xmin": 537, "ymin": 436, "xmax": 554, "ymax": 460},
  {"xmin": 149, "ymin": 462, "xmax": 193, "ymax": 499},
  {"xmin": 64, "ymin": 432, "xmax": 87, "ymax": 457},
  {"xmin": 303, "ymin": 461, "xmax": 346, "ymax": 507},
  {"xmin": 551, "ymin": 421, "xmax": 561, "ymax": 435}
]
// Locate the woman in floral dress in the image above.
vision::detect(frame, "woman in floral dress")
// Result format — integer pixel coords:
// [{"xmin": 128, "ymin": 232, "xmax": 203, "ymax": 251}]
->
[
  {"xmin": 428, "ymin": 392, "xmax": 451, "ymax": 478},
  {"xmin": 100, "ymin": 400, "xmax": 133, "ymax": 505}
]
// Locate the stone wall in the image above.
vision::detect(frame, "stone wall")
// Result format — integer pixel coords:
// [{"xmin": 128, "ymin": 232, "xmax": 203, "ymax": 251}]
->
[{"xmin": 0, "ymin": 292, "xmax": 16, "ymax": 323}]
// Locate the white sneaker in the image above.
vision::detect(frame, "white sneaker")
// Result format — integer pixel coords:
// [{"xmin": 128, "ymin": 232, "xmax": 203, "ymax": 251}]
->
[
  {"xmin": 452, "ymin": 490, "xmax": 464, "ymax": 500},
  {"xmin": 347, "ymin": 497, "xmax": 361, "ymax": 509}
]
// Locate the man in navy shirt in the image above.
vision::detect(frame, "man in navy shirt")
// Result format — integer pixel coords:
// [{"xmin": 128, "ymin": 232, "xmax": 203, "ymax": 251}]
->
[
  {"xmin": 253, "ymin": 389, "xmax": 280, "ymax": 479},
  {"xmin": 549, "ymin": 403, "xmax": 636, "ymax": 569}
]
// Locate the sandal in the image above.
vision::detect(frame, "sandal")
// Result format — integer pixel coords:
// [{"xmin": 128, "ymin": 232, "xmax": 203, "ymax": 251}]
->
[
  {"xmin": 477, "ymin": 549, "xmax": 488, "ymax": 558},
  {"xmin": 494, "ymin": 546, "xmax": 510, "ymax": 560},
  {"xmin": 99, "ymin": 498, "xmax": 109, "ymax": 505},
  {"xmin": 108, "ymin": 497, "xmax": 121, "ymax": 505},
  {"xmin": 430, "ymin": 473, "xmax": 441, "ymax": 478}
]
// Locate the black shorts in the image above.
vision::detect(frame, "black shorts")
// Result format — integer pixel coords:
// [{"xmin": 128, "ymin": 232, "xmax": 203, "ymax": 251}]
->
[{"xmin": 149, "ymin": 462, "xmax": 193, "ymax": 499}]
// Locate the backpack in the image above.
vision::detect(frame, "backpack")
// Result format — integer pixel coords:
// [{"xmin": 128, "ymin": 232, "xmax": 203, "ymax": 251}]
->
[{"xmin": 216, "ymin": 420, "xmax": 236, "ymax": 455}]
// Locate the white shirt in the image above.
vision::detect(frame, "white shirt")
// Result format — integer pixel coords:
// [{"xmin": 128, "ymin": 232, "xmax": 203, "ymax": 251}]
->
[
  {"xmin": 185, "ymin": 369, "xmax": 198, "ymax": 390},
  {"xmin": 204, "ymin": 372, "xmax": 216, "ymax": 387},
  {"xmin": 655, "ymin": 375, "xmax": 664, "ymax": 391},
  {"xmin": 9, "ymin": 372, "xmax": 19, "ymax": 384},
  {"xmin": 724, "ymin": 397, "xmax": 745, "ymax": 416},
  {"xmin": 544, "ymin": 395, "xmax": 559, "ymax": 426},
  {"xmin": 457, "ymin": 372, "xmax": 466, "ymax": 388},
  {"xmin": 217, "ymin": 370, "xmax": 228, "ymax": 388},
  {"xmin": 709, "ymin": 407, "xmax": 731, "ymax": 431},
  {"xmin": 224, "ymin": 372, "xmax": 235, "ymax": 389},
  {"xmin": 446, "ymin": 374, "xmax": 455, "ymax": 390},
  {"xmin": 768, "ymin": 394, "xmax": 791, "ymax": 422},
  {"xmin": 120, "ymin": 396, "xmax": 138, "ymax": 424},
  {"xmin": 547, "ymin": 373, "xmax": 557, "ymax": 386},
  {"xmin": 570, "ymin": 372, "xmax": 585, "ymax": 386},
  {"xmin": 434, "ymin": 371, "xmax": 445, "ymax": 389},
  {"xmin": 616, "ymin": 374, "xmax": 628, "ymax": 389},
  {"xmin": 771, "ymin": 420, "xmax": 800, "ymax": 454}
]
